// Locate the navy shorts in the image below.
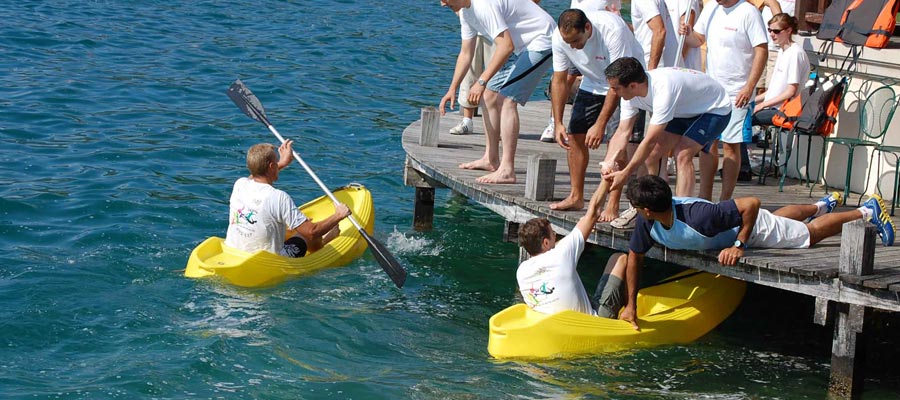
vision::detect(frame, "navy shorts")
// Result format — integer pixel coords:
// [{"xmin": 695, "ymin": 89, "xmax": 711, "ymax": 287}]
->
[
  {"xmin": 568, "ymin": 90, "xmax": 609, "ymax": 134},
  {"xmin": 665, "ymin": 111, "xmax": 732, "ymax": 153},
  {"xmin": 281, "ymin": 236, "xmax": 308, "ymax": 258}
]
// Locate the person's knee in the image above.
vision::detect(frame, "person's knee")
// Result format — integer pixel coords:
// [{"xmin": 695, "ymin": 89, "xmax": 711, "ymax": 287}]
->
[{"xmin": 605, "ymin": 252, "xmax": 627, "ymax": 278}]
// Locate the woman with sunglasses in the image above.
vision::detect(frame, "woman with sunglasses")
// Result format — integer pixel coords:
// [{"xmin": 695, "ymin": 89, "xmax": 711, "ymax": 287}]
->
[{"xmin": 751, "ymin": 13, "xmax": 810, "ymax": 125}]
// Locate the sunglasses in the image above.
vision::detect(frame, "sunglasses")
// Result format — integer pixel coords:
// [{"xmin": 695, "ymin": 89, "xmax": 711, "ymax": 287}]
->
[{"xmin": 768, "ymin": 28, "xmax": 785, "ymax": 34}]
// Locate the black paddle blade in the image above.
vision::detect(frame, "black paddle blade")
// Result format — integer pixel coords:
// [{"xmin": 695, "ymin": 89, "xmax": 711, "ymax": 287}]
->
[
  {"xmin": 227, "ymin": 80, "xmax": 270, "ymax": 125},
  {"xmin": 359, "ymin": 228, "xmax": 407, "ymax": 288}
]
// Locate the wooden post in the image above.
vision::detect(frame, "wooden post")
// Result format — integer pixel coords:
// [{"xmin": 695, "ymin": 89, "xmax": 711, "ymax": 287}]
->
[
  {"xmin": 525, "ymin": 154, "xmax": 556, "ymax": 201},
  {"xmin": 829, "ymin": 220, "xmax": 876, "ymax": 399},
  {"xmin": 503, "ymin": 221, "xmax": 520, "ymax": 243},
  {"xmin": 420, "ymin": 107, "xmax": 439, "ymax": 147},
  {"xmin": 413, "ymin": 187, "xmax": 435, "ymax": 231}
]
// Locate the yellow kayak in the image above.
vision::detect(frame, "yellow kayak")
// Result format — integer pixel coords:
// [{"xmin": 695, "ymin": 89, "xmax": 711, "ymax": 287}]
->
[
  {"xmin": 185, "ymin": 183, "xmax": 374, "ymax": 287},
  {"xmin": 488, "ymin": 270, "xmax": 746, "ymax": 359}
]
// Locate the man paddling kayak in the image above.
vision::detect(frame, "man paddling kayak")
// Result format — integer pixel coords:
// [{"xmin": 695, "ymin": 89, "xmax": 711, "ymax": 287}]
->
[{"xmin": 224, "ymin": 141, "xmax": 351, "ymax": 257}]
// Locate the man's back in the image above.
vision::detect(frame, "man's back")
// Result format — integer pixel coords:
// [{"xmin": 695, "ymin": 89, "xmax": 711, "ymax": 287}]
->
[
  {"xmin": 224, "ymin": 177, "xmax": 308, "ymax": 255},
  {"xmin": 516, "ymin": 231, "xmax": 594, "ymax": 315}
]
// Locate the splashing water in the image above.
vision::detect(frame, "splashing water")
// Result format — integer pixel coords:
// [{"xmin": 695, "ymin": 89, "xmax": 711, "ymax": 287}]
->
[{"xmin": 386, "ymin": 227, "xmax": 443, "ymax": 257}]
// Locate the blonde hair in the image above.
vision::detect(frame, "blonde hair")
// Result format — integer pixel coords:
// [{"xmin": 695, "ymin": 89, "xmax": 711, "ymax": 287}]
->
[{"xmin": 246, "ymin": 143, "xmax": 277, "ymax": 176}]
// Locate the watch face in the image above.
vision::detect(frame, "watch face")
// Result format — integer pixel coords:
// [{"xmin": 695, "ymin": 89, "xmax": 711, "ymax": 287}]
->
[{"xmin": 734, "ymin": 240, "xmax": 743, "ymax": 248}]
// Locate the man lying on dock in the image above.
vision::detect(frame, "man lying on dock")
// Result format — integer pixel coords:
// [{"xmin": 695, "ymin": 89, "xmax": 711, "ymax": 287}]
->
[
  {"xmin": 617, "ymin": 175, "xmax": 895, "ymax": 328},
  {"xmin": 515, "ymin": 181, "xmax": 640, "ymax": 330}
]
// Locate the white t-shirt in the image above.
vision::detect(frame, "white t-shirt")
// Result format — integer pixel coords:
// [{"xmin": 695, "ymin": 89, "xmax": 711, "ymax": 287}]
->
[
  {"xmin": 694, "ymin": 0, "xmax": 769, "ymax": 96},
  {"xmin": 764, "ymin": 42, "xmax": 810, "ymax": 103},
  {"xmin": 517, "ymin": 230, "xmax": 594, "ymax": 316},
  {"xmin": 460, "ymin": 0, "xmax": 555, "ymax": 54},
  {"xmin": 552, "ymin": 11, "xmax": 643, "ymax": 94},
  {"xmin": 664, "ymin": 0, "xmax": 702, "ymax": 70},
  {"xmin": 631, "ymin": 0, "xmax": 679, "ymax": 68},
  {"xmin": 620, "ymin": 67, "xmax": 733, "ymax": 125},
  {"xmin": 571, "ymin": 0, "xmax": 623, "ymax": 12},
  {"xmin": 224, "ymin": 177, "xmax": 309, "ymax": 256}
]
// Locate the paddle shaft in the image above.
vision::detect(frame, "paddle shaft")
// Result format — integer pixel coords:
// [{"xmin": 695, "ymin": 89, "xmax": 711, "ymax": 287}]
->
[
  {"xmin": 674, "ymin": 0, "xmax": 696, "ymax": 68},
  {"xmin": 266, "ymin": 124, "xmax": 367, "ymax": 233},
  {"xmin": 226, "ymin": 79, "xmax": 407, "ymax": 288}
]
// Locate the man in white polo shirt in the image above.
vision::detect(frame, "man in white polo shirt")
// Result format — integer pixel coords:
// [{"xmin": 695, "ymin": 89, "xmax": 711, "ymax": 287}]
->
[
  {"xmin": 547, "ymin": 8, "xmax": 643, "ymax": 211},
  {"xmin": 602, "ymin": 57, "xmax": 733, "ymax": 198},
  {"xmin": 682, "ymin": 0, "xmax": 769, "ymax": 201},
  {"xmin": 439, "ymin": 0, "xmax": 556, "ymax": 184}
]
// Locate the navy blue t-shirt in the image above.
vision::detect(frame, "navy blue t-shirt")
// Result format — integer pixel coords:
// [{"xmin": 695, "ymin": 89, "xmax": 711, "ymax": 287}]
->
[{"xmin": 629, "ymin": 198, "xmax": 743, "ymax": 254}]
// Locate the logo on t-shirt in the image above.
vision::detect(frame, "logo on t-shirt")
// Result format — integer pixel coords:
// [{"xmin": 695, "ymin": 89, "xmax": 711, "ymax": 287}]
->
[{"xmin": 231, "ymin": 207, "xmax": 258, "ymax": 225}]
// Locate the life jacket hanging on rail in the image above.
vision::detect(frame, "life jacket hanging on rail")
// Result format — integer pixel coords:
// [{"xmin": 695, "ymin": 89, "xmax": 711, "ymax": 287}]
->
[{"xmin": 817, "ymin": 0, "xmax": 900, "ymax": 49}]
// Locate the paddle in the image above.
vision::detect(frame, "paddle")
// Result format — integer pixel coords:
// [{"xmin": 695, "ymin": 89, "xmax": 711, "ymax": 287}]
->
[
  {"xmin": 674, "ymin": 0, "xmax": 696, "ymax": 68},
  {"xmin": 226, "ymin": 79, "xmax": 407, "ymax": 288}
]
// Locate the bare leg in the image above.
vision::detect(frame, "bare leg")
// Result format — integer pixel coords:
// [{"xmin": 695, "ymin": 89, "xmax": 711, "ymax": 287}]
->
[
  {"xmin": 604, "ymin": 252, "xmax": 628, "ymax": 278},
  {"xmin": 806, "ymin": 210, "xmax": 864, "ymax": 246},
  {"xmin": 673, "ymin": 137, "xmax": 703, "ymax": 197},
  {"xmin": 699, "ymin": 140, "xmax": 719, "ymax": 200},
  {"xmin": 477, "ymin": 95, "xmax": 519, "ymax": 184},
  {"xmin": 462, "ymin": 106, "xmax": 475, "ymax": 119},
  {"xmin": 773, "ymin": 204, "xmax": 818, "ymax": 221},
  {"xmin": 719, "ymin": 142, "xmax": 742, "ymax": 201},
  {"xmin": 551, "ymin": 134, "xmax": 587, "ymax": 210},
  {"xmin": 460, "ymin": 90, "xmax": 500, "ymax": 171},
  {"xmin": 601, "ymin": 190, "xmax": 622, "ymax": 222}
]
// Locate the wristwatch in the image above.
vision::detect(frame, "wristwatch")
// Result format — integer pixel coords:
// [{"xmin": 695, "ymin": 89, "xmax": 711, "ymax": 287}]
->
[
  {"xmin": 733, "ymin": 239, "xmax": 745, "ymax": 249},
  {"xmin": 477, "ymin": 78, "xmax": 487, "ymax": 86}
]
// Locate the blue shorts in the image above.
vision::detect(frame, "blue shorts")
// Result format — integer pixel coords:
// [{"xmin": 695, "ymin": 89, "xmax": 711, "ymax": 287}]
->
[
  {"xmin": 666, "ymin": 111, "xmax": 732, "ymax": 153},
  {"xmin": 488, "ymin": 48, "xmax": 553, "ymax": 105}
]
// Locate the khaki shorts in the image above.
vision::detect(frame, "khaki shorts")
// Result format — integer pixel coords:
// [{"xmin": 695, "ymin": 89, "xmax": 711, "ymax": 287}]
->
[{"xmin": 458, "ymin": 36, "xmax": 495, "ymax": 109}]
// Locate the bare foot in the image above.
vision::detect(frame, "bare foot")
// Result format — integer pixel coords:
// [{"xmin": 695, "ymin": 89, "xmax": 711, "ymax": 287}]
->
[
  {"xmin": 476, "ymin": 169, "xmax": 516, "ymax": 184},
  {"xmin": 459, "ymin": 158, "xmax": 497, "ymax": 171},
  {"xmin": 550, "ymin": 196, "xmax": 584, "ymax": 211},
  {"xmin": 599, "ymin": 207, "xmax": 619, "ymax": 222}
]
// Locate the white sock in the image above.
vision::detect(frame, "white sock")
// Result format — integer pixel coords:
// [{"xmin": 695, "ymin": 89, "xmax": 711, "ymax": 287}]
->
[
  {"xmin": 858, "ymin": 206, "xmax": 873, "ymax": 221},
  {"xmin": 813, "ymin": 201, "xmax": 828, "ymax": 218}
]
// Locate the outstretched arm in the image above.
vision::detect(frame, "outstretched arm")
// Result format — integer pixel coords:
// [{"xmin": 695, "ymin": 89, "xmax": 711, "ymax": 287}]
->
[
  {"xmin": 574, "ymin": 179, "xmax": 612, "ymax": 240},
  {"xmin": 718, "ymin": 197, "xmax": 761, "ymax": 265},
  {"xmin": 439, "ymin": 37, "xmax": 477, "ymax": 115},
  {"xmin": 620, "ymin": 250, "xmax": 643, "ymax": 330}
]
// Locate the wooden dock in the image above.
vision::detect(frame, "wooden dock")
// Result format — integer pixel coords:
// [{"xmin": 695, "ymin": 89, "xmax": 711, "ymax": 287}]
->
[{"xmin": 402, "ymin": 100, "xmax": 900, "ymax": 398}]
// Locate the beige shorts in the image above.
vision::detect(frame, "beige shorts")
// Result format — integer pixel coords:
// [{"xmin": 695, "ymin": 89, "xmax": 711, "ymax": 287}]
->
[
  {"xmin": 458, "ymin": 36, "xmax": 495, "ymax": 109},
  {"xmin": 747, "ymin": 208, "xmax": 811, "ymax": 249}
]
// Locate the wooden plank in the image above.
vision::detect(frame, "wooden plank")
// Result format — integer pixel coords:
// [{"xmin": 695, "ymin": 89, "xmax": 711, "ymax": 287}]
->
[{"xmin": 401, "ymin": 99, "xmax": 900, "ymax": 311}]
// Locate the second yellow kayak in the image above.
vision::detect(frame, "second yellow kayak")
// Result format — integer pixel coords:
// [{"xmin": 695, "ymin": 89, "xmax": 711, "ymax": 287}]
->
[{"xmin": 488, "ymin": 270, "xmax": 746, "ymax": 359}]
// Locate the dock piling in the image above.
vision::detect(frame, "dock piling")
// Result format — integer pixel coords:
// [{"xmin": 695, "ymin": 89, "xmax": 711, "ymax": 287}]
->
[
  {"xmin": 419, "ymin": 107, "xmax": 439, "ymax": 147},
  {"xmin": 525, "ymin": 154, "xmax": 556, "ymax": 201},
  {"xmin": 829, "ymin": 220, "xmax": 876, "ymax": 399}
]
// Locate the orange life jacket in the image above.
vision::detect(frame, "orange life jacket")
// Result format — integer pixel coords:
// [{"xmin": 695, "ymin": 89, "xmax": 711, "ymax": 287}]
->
[
  {"xmin": 818, "ymin": 0, "xmax": 900, "ymax": 49},
  {"xmin": 773, "ymin": 76, "xmax": 848, "ymax": 136}
]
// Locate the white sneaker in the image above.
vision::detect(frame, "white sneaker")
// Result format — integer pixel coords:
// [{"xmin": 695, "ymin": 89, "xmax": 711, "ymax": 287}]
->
[
  {"xmin": 540, "ymin": 118, "xmax": 555, "ymax": 143},
  {"xmin": 666, "ymin": 157, "xmax": 676, "ymax": 175},
  {"xmin": 449, "ymin": 120, "xmax": 472, "ymax": 135},
  {"xmin": 610, "ymin": 206, "xmax": 638, "ymax": 229}
]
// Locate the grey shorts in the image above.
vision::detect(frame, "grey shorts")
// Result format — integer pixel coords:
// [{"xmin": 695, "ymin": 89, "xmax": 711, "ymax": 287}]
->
[
  {"xmin": 488, "ymin": 48, "xmax": 553, "ymax": 105},
  {"xmin": 591, "ymin": 274, "xmax": 626, "ymax": 318}
]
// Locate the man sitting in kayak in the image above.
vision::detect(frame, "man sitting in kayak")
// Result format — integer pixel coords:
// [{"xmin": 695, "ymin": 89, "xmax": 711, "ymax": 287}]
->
[
  {"xmin": 618, "ymin": 175, "xmax": 894, "ymax": 328},
  {"xmin": 224, "ymin": 141, "xmax": 351, "ymax": 258},
  {"xmin": 516, "ymin": 181, "xmax": 638, "ymax": 329}
]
